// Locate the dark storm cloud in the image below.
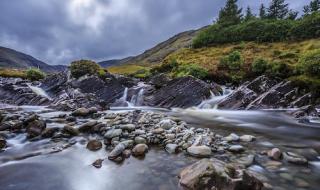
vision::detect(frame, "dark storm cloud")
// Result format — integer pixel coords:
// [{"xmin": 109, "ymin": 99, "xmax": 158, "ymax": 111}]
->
[{"xmin": 0, "ymin": 0, "xmax": 310, "ymax": 65}]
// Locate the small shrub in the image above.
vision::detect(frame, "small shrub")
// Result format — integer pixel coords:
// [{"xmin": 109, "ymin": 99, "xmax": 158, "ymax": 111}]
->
[
  {"xmin": 98, "ymin": 69, "xmax": 107, "ymax": 78},
  {"xmin": 218, "ymin": 51, "xmax": 243, "ymax": 71},
  {"xmin": 278, "ymin": 52, "xmax": 298, "ymax": 59},
  {"xmin": 252, "ymin": 58, "xmax": 269, "ymax": 75},
  {"xmin": 70, "ymin": 60, "xmax": 101, "ymax": 79},
  {"xmin": 267, "ymin": 61, "xmax": 293, "ymax": 78},
  {"xmin": 131, "ymin": 69, "xmax": 151, "ymax": 79},
  {"xmin": 289, "ymin": 75, "xmax": 320, "ymax": 94},
  {"xmin": 26, "ymin": 68, "xmax": 45, "ymax": 81},
  {"xmin": 173, "ymin": 64, "xmax": 208, "ymax": 79},
  {"xmin": 298, "ymin": 49, "xmax": 320, "ymax": 78},
  {"xmin": 150, "ymin": 59, "xmax": 179, "ymax": 74}
]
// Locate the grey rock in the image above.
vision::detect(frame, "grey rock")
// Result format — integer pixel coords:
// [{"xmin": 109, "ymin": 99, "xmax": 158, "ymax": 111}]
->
[
  {"xmin": 105, "ymin": 129, "xmax": 122, "ymax": 139},
  {"xmin": 165, "ymin": 143, "xmax": 178, "ymax": 154},
  {"xmin": 187, "ymin": 145, "xmax": 212, "ymax": 158}
]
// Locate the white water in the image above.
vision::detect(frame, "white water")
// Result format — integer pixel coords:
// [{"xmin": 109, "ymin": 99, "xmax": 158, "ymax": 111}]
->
[
  {"xmin": 197, "ymin": 86, "xmax": 233, "ymax": 109},
  {"xmin": 27, "ymin": 83, "xmax": 52, "ymax": 100}
]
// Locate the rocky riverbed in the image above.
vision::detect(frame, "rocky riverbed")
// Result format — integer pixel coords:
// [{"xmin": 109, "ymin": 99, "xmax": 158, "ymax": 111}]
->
[
  {"xmin": 0, "ymin": 71, "xmax": 319, "ymax": 190},
  {"xmin": 0, "ymin": 105, "xmax": 319, "ymax": 190}
]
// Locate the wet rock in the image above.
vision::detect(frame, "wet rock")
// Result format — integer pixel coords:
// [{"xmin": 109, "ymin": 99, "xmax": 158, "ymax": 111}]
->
[
  {"xmin": 145, "ymin": 76, "xmax": 215, "ymax": 108},
  {"xmin": 104, "ymin": 129, "xmax": 122, "ymax": 139},
  {"xmin": 228, "ymin": 145, "xmax": 245, "ymax": 153},
  {"xmin": 41, "ymin": 127, "xmax": 59, "ymax": 138},
  {"xmin": 179, "ymin": 158, "xmax": 264, "ymax": 190},
  {"xmin": 78, "ymin": 121, "xmax": 97, "ymax": 133},
  {"xmin": 92, "ymin": 159, "xmax": 103, "ymax": 168},
  {"xmin": 108, "ymin": 143, "xmax": 126, "ymax": 160},
  {"xmin": 223, "ymin": 133, "xmax": 240, "ymax": 142},
  {"xmin": 283, "ymin": 152, "xmax": 308, "ymax": 165},
  {"xmin": 62, "ymin": 125, "xmax": 79, "ymax": 136},
  {"xmin": 120, "ymin": 124, "xmax": 136, "ymax": 131},
  {"xmin": 122, "ymin": 149, "xmax": 132, "ymax": 158},
  {"xmin": 26, "ymin": 120, "xmax": 46, "ymax": 138},
  {"xmin": 72, "ymin": 108, "xmax": 90, "ymax": 117},
  {"xmin": 0, "ymin": 137, "xmax": 6, "ymax": 150},
  {"xmin": 134, "ymin": 137, "xmax": 147, "ymax": 145},
  {"xmin": 240, "ymin": 135, "xmax": 256, "ymax": 142},
  {"xmin": 66, "ymin": 116, "xmax": 76, "ymax": 122},
  {"xmin": 158, "ymin": 119, "xmax": 176, "ymax": 130},
  {"xmin": 267, "ymin": 148, "xmax": 282, "ymax": 160},
  {"xmin": 187, "ymin": 145, "xmax": 212, "ymax": 158},
  {"xmin": 132, "ymin": 144, "xmax": 148, "ymax": 157},
  {"xmin": 165, "ymin": 143, "xmax": 178, "ymax": 154},
  {"xmin": 152, "ymin": 128, "xmax": 165, "ymax": 134},
  {"xmin": 294, "ymin": 178, "xmax": 310, "ymax": 188},
  {"xmin": 86, "ymin": 140, "xmax": 103, "ymax": 151},
  {"xmin": 237, "ymin": 155, "xmax": 255, "ymax": 167}
]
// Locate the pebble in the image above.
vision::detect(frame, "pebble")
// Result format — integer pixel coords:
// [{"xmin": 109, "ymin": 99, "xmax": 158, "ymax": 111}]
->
[
  {"xmin": 228, "ymin": 145, "xmax": 245, "ymax": 153},
  {"xmin": 92, "ymin": 159, "xmax": 103, "ymax": 168},
  {"xmin": 134, "ymin": 137, "xmax": 147, "ymax": 144},
  {"xmin": 240, "ymin": 135, "xmax": 256, "ymax": 142},
  {"xmin": 283, "ymin": 152, "xmax": 308, "ymax": 165},
  {"xmin": 105, "ymin": 129, "xmax": 122, "ymax": 139},
  {"xmin": 132, "ymin": 144, "xmax": 148, "ymax": 157},
  {"xmin": 223, "ymin": 133, "xmax": 240, "ymax": 142}
]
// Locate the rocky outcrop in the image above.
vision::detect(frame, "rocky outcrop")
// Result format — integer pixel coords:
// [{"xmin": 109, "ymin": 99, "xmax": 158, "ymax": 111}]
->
[
  {"xmin": 0, "ymin": 77, "xmax": 51, "ymax": 106},
  {"xmin": 145, "ymin": 76, "xmax": 219, "ymax": 108},
  {"xmin": 218, "ymin": 76, "xmax": 319, "ymax": 117},
  {"xmin": 179, "ymin": 158, "xmax": 264, "ymax": 190}
]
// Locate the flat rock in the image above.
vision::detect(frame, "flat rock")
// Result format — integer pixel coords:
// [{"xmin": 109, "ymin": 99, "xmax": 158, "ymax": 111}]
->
[{"xmin": 187, "ymin": 145, "xmax": 212, "ymax": 158}]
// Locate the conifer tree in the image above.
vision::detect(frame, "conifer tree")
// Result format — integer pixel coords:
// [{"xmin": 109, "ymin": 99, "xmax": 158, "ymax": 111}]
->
[
  {"xmin": 259, "ymin": 4, "xmax": 267, "ymax": 19},
  {"xmin": 217, "ymin": 0, "xmax": 243, "ymax": 26},
  {"xmin": 244, "ymin": 6, "xmax": 255, "ymax": 21},
  {"xmin": 303, "ymin": 0, "xmax": 320, "ymax": 15},
  {"xmin": 267, "ymin": 0, "xmax": 289, "ymax": 19}
]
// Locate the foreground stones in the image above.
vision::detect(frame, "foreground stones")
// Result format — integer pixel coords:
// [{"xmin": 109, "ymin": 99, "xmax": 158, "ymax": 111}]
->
[
  {"xmin": 86, "ymin": 140, "xmax": 103, "ymax": 151},
  {"xmin": 179, "ymin": 158, "xmax": 264, "ymax": 190},
  {"xmin": 132, "ymin": 144, "xmax": 148, "ymax": 157}
]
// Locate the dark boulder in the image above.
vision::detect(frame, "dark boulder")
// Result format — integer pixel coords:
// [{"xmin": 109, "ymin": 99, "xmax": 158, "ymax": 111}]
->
[
  {"xmin": 149, "ymin": 73, "xmax": 171, "ymax": 89},
  {"xmin": 26, "ymin": 120, "xmax": 46, "ymax": 138},
  {"xmin": 145, "ymin": 76, "xmax": 215, "ymax": 108}
]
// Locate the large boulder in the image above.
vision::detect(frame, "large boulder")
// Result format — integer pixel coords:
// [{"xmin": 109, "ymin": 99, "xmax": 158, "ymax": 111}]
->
[
  {"xmin": 179, "ymin": 158, "xmax": 264, "ymax": 190},
  {"xmin": 145, "ymin": 76, "xmax": 217, "ymax": 108}
]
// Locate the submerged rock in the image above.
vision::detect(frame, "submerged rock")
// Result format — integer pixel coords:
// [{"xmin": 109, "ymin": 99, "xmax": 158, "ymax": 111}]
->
[
  {"xmin": 0, "ymin": 137, "xmax": 6, "ymax": 150},
  {"xmin": 86, "ymin": 140, "xmax": 103, "ymax": 151},
  {"xmin": 283, "ymin": 152, "xmax": 308, "ymax": 165},
  {"xmin": 26, "ymin": 120, "xmax": 46, "ymax": 138},
  {"xmin": 92, "ymin": 159, "xmax": 103, "ymax": 168}
]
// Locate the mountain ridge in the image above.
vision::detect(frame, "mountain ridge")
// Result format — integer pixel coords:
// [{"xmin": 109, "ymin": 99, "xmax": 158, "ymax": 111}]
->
[{"xmin": 0, "ymin": 46, "xmax": 66, "ymax": 72}]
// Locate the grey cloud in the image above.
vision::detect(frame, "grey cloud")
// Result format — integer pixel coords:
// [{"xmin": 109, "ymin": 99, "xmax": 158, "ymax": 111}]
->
[{"xmin": 0, "ymin": 0, "xmax": 310, "ymax": 65}]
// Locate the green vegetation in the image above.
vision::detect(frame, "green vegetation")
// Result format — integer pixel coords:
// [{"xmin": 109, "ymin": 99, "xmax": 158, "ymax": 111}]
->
[
  {"xmin": 193, "ymin": 0, "xmax": 320, "ymax": 48},
  {"xmin": 252, "ymin": 58, "xmax": 269, "ymax": 75},
  {"xmin": 151, "ymin": 59, "xmax": 208, "ymax": 79},
  {"xmin": 218, "ymin": 51, "xmax": 243, "ymax": 71},
  {"xmin": 297, "ymin": 49, "xmax": 320, "ymax": 77},
  {"xmin": 70, "ymin": 60, "xmax": 103, "ymax": 79},
  {"xmin": 26, "ymin": 68, "xmax": 46, "ymax": 81}
]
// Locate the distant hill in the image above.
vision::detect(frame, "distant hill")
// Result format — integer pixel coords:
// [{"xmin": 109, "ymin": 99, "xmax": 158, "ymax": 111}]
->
[
  {"xmin": 0, "ymin": 46, "xmax": 66, "ymax": 72},
  {"xmin": 99, "ymin": 27, "xmax": 206, "ymax": 67}
]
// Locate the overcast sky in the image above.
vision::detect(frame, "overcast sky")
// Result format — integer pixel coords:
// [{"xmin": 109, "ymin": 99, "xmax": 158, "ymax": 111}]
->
[{"xmin": 0, "ymin": 0, "xmax": 310, "ymax": 65}]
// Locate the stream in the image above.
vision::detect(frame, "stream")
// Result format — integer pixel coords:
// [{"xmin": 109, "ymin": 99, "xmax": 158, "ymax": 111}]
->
[{"xmin": 0, "ymin": 84, "xmax": 320, "ymax": 190}]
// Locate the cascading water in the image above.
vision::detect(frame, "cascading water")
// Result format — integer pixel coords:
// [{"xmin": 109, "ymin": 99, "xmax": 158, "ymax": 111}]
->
[
  {"xmin": 114, "ymin": 82, "xmax": 148, "ymax": 108},
  {"xmin": 27, "ymin": 83, "xmax": 52, "ymax": 100},
  {"xmin": 197, "ymin": 86, "xmax": 233, "ymax": 109}
]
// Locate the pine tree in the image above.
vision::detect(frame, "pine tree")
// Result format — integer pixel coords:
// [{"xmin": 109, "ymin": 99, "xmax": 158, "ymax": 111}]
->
[
  {"xmin": 217, "ymin": 0, "xmax": 243, "ymax": 26},
  {"xmin": 259, "ymin": 4, "xmax": 267, "ymax": 19},
  {"xmin": 244, "ymin": 6, "xmax": 255, "ymax": 21},
  {"xmin": 287, "ymin": 10, "xmax": 298, "ymax": 20},
  {"xmin": 303, "ymin": 0, "xmax": 320, "ymax": 15},
  {"xmin": 267, "ymin": 0, "xmax": 289, "ymax": 19}
]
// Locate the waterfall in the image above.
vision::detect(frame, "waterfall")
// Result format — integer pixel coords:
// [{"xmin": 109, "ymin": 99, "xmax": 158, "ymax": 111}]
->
[
  {"xmin": 27, "ymin": 84, "xmax": 52, "ymax": 100},
  {"xmin": 130, "ymin": 88, "xmax": 144, "ymax": 106},
  {"xmin": 121, "ymin": 88, "xmax": 128, "ymax": 102},
  {"xmin": 197, "ymin": 86, "xmax": 233, "ymax": 109}
]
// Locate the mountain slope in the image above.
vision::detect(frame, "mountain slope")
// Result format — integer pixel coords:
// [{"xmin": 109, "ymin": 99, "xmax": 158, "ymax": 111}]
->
[
  {"xmin": 0, "ymin": 46, "xmax": 66, "ymax": 72},
  {"xmin": 99, "ymin": 27, "xmax": 206, "ymax": 67}
]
